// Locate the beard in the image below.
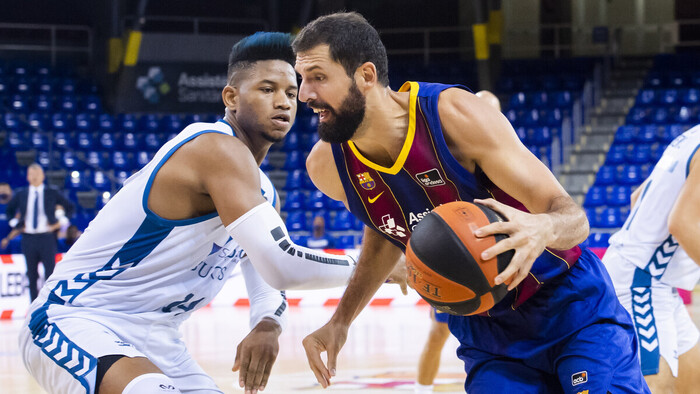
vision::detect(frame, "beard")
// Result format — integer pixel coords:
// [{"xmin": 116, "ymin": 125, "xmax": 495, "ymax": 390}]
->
[{"xmin": 312, "ymin": 81, "xmax": 366, "ymax": 144}]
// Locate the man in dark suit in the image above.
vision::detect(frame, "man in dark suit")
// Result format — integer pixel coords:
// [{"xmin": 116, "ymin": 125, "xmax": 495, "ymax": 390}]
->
[{"xmin": 3, "ymin": 164, "xmax": 75, "ymax": 301}]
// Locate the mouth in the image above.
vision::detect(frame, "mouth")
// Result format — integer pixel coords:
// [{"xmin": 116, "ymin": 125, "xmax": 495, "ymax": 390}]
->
[
  {"xmin": 311, "ymin": 107, "xmax": 331, "ymax": 122},
  {"xmin": 271, "ymin": 113, "xmax": 291, "ymax": 126}
]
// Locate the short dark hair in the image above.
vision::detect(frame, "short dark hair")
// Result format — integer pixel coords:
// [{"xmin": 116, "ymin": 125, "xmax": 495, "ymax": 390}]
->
[
  {"xmin": 293, "ymin": 12, "xmax": 389, "ymax": 86},
  {"xmin": 227, "ymin": 32, "xmax": 295, "ymax": 83}
]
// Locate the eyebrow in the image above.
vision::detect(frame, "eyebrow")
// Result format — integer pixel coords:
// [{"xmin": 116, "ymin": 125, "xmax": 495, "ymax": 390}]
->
[{"xmin": 299, "ymin": 65, "xmax": 323, "ymax": 73}]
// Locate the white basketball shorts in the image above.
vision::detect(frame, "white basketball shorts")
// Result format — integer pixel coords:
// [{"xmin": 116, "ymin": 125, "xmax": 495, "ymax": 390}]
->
[{"xmin": 603, "ymin": 248, "xmax": 699, "ymax": 377}]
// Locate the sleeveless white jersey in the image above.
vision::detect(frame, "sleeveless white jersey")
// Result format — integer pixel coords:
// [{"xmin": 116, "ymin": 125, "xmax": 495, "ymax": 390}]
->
[
  {"xmin": 31, "ymin": 120, "xmax": 280, "ymax": 325},
  {"xmin": 608, "ymin": 125, "xmax": 700, "ymax": 290}
]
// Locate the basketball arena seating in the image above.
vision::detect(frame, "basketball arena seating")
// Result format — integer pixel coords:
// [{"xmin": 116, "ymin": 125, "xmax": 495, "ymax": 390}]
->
[
  {"xmin": 583, "ymin": 54, "xmax": 700, "ymax": 247},
  {"xmin": 2, "ymin": 55, "xmax": 694, "ymax": 253}
]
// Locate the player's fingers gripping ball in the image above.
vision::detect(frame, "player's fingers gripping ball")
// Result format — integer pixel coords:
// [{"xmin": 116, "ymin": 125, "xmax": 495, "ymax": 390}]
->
[{"xmin": 406, "ymin": 201, "xmax": 514, "ymax": 315}]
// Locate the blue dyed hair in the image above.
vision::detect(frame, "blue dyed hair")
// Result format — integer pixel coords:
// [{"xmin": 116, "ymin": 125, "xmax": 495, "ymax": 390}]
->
[{"xmin": 227, "ymin": 32, "xmax": 295, "ymax": 83}]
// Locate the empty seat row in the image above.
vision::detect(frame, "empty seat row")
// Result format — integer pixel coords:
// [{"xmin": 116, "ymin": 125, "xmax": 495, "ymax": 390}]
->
[
  {"xmin": 586, "ymin": 206, "xmax": 630, "ymax": 229},
  {"xmin": 505, "ymin": 108, "xmax": 565, "ymax": 128},
  {"xmin": 626, "ymin": 106, "xmax": 700, "ymax": 125},
  {"xmin": 605, "ymin": 143, "xmax": 665, "ymax": 166},
  {"xmin": 6, "ymin": 130, "xmax": 172, "ymax": 152},
  {"xmin": 636, "ymin": 88, "xmax": 700, "ymax": 106},
  {"xmin": 286, "ymin": 210, "xmax": 363, "ymax": 232},
  {"xmin": 594, "ymin": 164, "xmax": 650, "ymax": 187},
  {"xmin": 283, "ymin": 190, "xmax": 346, "ymax": 211},
  {"xmin": 584, "ymin": 185, "xmax": 634, "ymax": 208},
  {"xmin": 614, "ymin": 124, "xmax": 690, "ymax": 144},
  {"xmin": 508, "ymin": 91, "xmax": 575, "ymax": 110},
  {"xmin": 2, "ymin": 94, "xmax": 101, "ymax": 114}
]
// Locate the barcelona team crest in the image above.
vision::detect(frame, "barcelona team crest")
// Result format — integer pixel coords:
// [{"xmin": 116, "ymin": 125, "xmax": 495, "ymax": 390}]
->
[{"xmin": 356, "ymin": 172, "xmax": 376, "ymax": 190}]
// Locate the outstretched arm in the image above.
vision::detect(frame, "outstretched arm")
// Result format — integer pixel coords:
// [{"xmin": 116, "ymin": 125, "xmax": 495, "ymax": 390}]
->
[
  {"xmin": 668, "ymin": 152, "xmax": 700, "ymax": 265},
  {"xmin": 192, "ymin": 133, "xmax": 355, "ymax": 290},
  {"xmin": 302, "ymin": 141, "xmax": 404, "ymax": 387}
]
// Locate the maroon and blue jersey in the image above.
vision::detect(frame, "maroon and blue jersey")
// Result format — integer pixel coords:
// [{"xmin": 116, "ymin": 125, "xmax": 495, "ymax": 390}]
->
[
  {"xmin": 331, "ymin": 81, "xmax": 581, "ymax": 312},
  {"xmin": 330, "ymin": 82, "xmax": 647, "ymax": 393}
]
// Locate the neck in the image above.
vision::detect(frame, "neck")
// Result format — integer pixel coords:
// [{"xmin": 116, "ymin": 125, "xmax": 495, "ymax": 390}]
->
[
  {"xmin": 349, "ymin": 87, "xmax": 410, "ymax": 167},
  {"xmin": 223, "ymin": 113, "xmax": 273, "ymax": 165}
]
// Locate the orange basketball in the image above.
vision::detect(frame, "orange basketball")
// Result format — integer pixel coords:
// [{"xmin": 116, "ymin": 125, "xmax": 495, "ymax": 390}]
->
[{"xmin": 406, "ymin": 201, "xmax": 513, "ymax": 316}]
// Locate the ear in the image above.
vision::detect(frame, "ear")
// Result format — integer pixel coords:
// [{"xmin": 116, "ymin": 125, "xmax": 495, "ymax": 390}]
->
[
  {"xmin": 355, "ymin": 62, "xmax": 377, "ymax": 91},
  {"xmin": 222, "ymin": 85, "xmax": 239, "ymax": 112}
]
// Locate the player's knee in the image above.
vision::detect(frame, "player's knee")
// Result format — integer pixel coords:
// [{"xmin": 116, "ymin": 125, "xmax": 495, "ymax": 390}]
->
[{"xmin": 121, "ymin": 373, "xmax": 181, "ymax": 394}]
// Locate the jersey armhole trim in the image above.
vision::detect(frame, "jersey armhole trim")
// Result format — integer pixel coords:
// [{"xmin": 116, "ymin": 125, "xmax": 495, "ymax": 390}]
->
[
  {"xmin": 142, "ymin": 129, "xmax": 230, "ymax": 227},
  {"xmin": 686, "ymin": 143, "xmax": 700, "ymax": 178}
]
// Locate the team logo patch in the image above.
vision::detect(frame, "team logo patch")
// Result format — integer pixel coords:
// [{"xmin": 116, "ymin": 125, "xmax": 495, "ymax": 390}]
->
[
  {"xmin": 378, "ymin": 214, "xmax": 406, "ymax": 238},
  {"xmin": 416, "ymin": 168, "xmax": 445, "ymax": 187},
  {"xmin": 576, "ymin": 390, "xmax": 589, "ymax": 394},
  {"xmin": 356, "ymin": 172, "xmax": 376, "ymax": 190},
  {"xmin": 571, "ymin": 371, "xmax": 588, "ymax": 386}
]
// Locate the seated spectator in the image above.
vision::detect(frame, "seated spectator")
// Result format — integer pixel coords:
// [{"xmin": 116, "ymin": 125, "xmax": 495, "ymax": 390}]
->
[{"xmin": 306, "ymin": 215, "xmax": 334, "ymax": 249}]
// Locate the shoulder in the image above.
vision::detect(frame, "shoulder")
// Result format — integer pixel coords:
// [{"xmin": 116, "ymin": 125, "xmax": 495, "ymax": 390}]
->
[
  {"xmin": 182, "ymin": 132, "xmax": 254, "ymax": 169},
  {"xmin": 306, "ymin": 141, "xmax": 347, "ymax": 203}
]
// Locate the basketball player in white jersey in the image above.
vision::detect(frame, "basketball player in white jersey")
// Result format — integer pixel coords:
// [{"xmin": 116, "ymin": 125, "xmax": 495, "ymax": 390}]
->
[
  {"xmin": 19, "ymin": 32, "xmax": 359, "ymax": 394},
  {"xmin": 603, "ymin": 125, "xmax": 700, "ymax": 393}
]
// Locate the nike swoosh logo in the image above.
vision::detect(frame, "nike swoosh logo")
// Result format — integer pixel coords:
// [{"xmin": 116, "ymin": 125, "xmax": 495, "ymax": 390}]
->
[{"xmin": 368, "ymin": 192, "xmax": 384, "ymax": 203}]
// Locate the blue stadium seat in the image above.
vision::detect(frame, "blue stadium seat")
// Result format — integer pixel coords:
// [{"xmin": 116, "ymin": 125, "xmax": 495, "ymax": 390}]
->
[
  {"xmin": 300, "ymin": 133, "xmax": 320, "ymax": 151},
  {"xmin": 583, "ymin": 186, "xmax": 605, "ymax": 208},
  {"xmin": 36, "ymin": 151, "xmax": 54, "ymax": 168},
  {"xmin": 606, "ymin": 185, "xmax": 632, "ymax": 206},
  {"xmin": 7, "ymin": 131, "xmax": 29, "ymax": 149},
  {"xmin": 330, "ymin": 210, "xmax": 354, "ymax": 231},
  {"xmin": 674, "ymin": 106, "xmax": 694, "ymax": 124},
  {"xmin": 553, "ymin": 91, "xmax": 573, "ymax": 108},
  {"xmin": 626, "ymin": 108, "xmax": 648, "ymax": 125},
  {"xmin": 10, "ymin": 94, "xmax": 29, "ymax": 113},
  {"xmin": 111, "ymin": 151, "xmax": 133, "ymax": 171},
  {"xmin": 122, "ymin": 132, "xmax": 140, "ymax": 151},
  {"xmin": 37, "ymin": 79, "xmax": 54, "ymax": 95},
  {"xmin": 504, "ymin": 109, "xmax": 520, "ymax": 125},
  {"xmin": 614, "ymin": 126, "xmax": 636, "ymax": 144},
  {"xmin": 285, "ymin": 211, "xmax": 308, "ymax": 231},
  {"xmin": 54, "ymin": 131, "xmax": 72, "ymax": 150},
  {"xmin": 76, "ymin": 132, "xmax": 95, "ymax": 150},
  {"xmin": 91, "ymin": 170, "xmax": 111, "ymax": 191},
  {"xmin": 282, "ymin": 132, "xmax": 300, "ymax": 152},
  {"xmin": 98, "ymin": 131, "xmax": 117, "ymax": 150},
  {"xmin": 522, "ymin": 109, "xmax": 540, "ymax": 127},
  {"xmin": 659, "ymin": 89, "xmax": 679, "ymax": 105},
  {"xmin": 327, "ymin": 198, "xmax": 345, "ymax": 211},
  {"xmin": 595, "ymin": 165, "xmax": 616, "ymax": 186},
  {"xmin": 626, "ymin": 144, "xmax": 652, "ymax": 164},
  {"xmin": 30, "ymin": 131, "xmax": 49, "ymax": 150},
  {"xmin": 283, "ymin": 190, "xmax": 305, "ymax": 211},
  {"xmin": 541, "ymin": 109, "xmax": 562, "ymax": 127},
  {"xmin": 587, "ymin": 232, "xmax": 611, "ymax": 248},
  {"xmin": 336, "ymin": 235, "xmax": 356, "ymax": 249},
  {"xmin": 681, "ymin": 88, "xmax": 699, "ymax": 105},
  {"xmin": 616, "ymin": 165, "xmax": 643, "ymax": 185},
  {"xmin": 34, "ymin": 94, "xmax": 53, "ymax": 112},
  {"xmin": 60, "ymin": 79, "xmax": 76, "ymax": 94},
  {"xmin": 528, "ymin": 127, "xmax": 553, "ymax": 146},
  {"xmin": 531, "ymin": 91, "xmax": 548, "ymax": 107},
  {"xmin": 27, "ymin": 112, "xmax": 48, "ymax": 130},
  {"xmin": 508, "ymin": 92, "xmax": 527, "ymax": 109},
  {"xmin": 306, "ymin": 190, "xmax": 327, "ymax": 210},
  {"xmin": 352, "ymin": 215, "xmax": 364, "ymax": 231},
  {"xmin": 140, "ymin": 114, "xmax": 160, "ymax": 133},
  {"xmin": 283, "ymin": 151, "xmax": 304, "ymax": 170},
  {"xmin": 135, "ymin": 151, "xmax": 153, "ymax": 168},
  {"xmin": 661, "ymin": 124, "xmax": 684, "ymax": 144},
  {"xmin": 52, "ymin": 113, "xmax": 71, "ymax": 132},
  {"xmin": 58, "ymin": 95, "xmax": 77, "ymax": 113},
  {"xmin": 651, "ymin": 107, "xmax": 669, "ymax": 124},
  {"xmin": 65, "ymin": 170, "xmax": 88, "ymax": 190},
  {"xmin": 597, "ymin": 207, "xmax": 623, "ymax": 228},
  {"xmin": 98, "ymin": 114, "xmax": 115, "ymax": 133},
  {"xmin": 3, "ymin": 112, "xmax": 22, "ymax": 131},
  {"xmin": 637, "ymin": 89, "xmax": 655, "ymax": 106},
  {"xmin": 605, "ymin": 144, "xmax": 626, "ymax": 165},
  {"xmin": 635, "ymin": 125, "xmax": 658, "ymax": 143},
  {"xmin": 290, "ymin": 234, "xmax": 309, "ymax": 246},
  {"xmin": 118, "ymin": 114, "xmax": 137, "ymax": 134},
  {"xmin": 85, "ymin": 151, "xmax": 106, "ymax": 168},
  {"xmin": 82, "ymin": 94, "xmax": 101, "ymax": 113},
  {"xmin": 114, "ymin": 170, "xmax": 130, "ymax": 185},
  {"xmin": 302, "ymin": 171, "xmax": 316, "ymax": 190},
  {"xmin": 284, "ymin": 170, "xmax": 303, "ymax": 190},
  {"xmin": 143, "ymin": 133, "xmax": 162, "ymax": 151}
]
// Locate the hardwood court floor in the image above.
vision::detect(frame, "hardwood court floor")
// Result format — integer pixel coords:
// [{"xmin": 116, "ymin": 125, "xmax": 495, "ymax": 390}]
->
[
  {"xmin": 4, "ymin": 297, "xmax": 700, "ymax": 393},
  {"xmin": 2, "ymin": 306, "xmax": 466, "ymax": 393}
]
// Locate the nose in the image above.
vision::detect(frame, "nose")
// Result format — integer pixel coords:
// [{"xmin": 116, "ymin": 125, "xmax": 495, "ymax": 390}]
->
[
  {"xmin": 298, "ymin": 79, "xmax": 315, "ymax": 103},
  {"xmin": 274, "ymin": 89, "xmax": 291, "ymax": 110}
]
